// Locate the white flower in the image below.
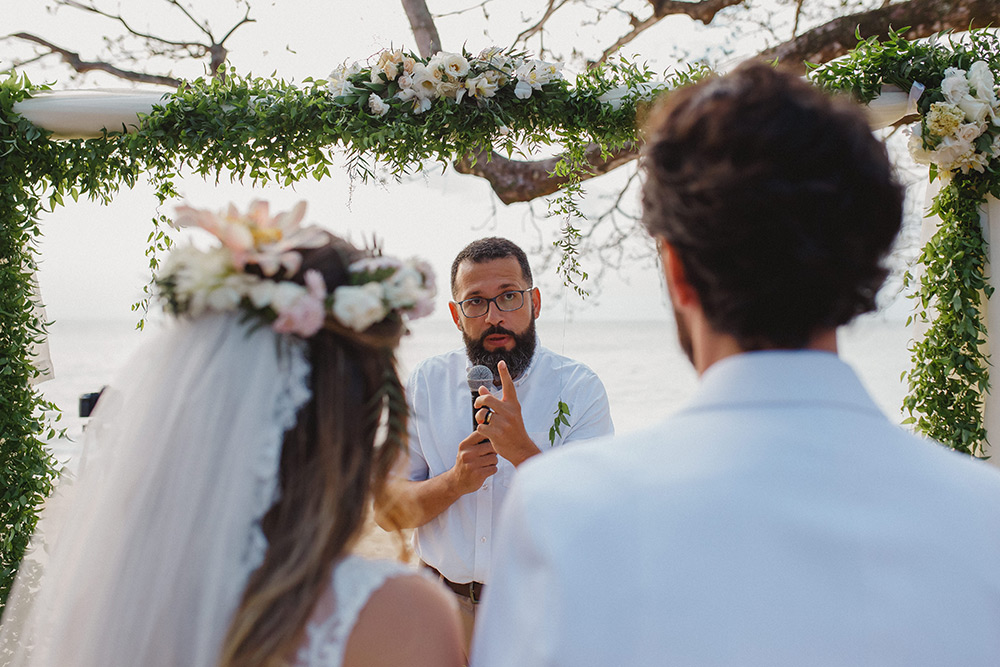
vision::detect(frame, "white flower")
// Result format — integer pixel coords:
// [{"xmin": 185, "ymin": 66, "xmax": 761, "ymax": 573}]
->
[
  {"xmin": 958, "ymin": 96, "xmax": 991, "ymax": 125},
  {"xmin": 367, "ymin": 93, "xmax": 390, "ymax": 117},
  {"xmin": 955, "ymin": 121, "xmax": 985, "ymax": 144},
  {"xmin": 465, "ymin": 73, "xmax": 499, "ymax": 99},
  {"xmin": 397, "ymin": 73, "xmax": 413, "ymax": 90},
  {"xmin": 383, "ymin": 265, "xmax": 425, "ymax": 308},
  {"xmin": 439, "ymin": 52, "xmax": 471, "ymax": 79},
  {"xmin": 941, "ymin": 67, "xmax": 971, "ymax": 104},
  {"xmin": 395, "ymin": 87, "xmax": 432, "ymax": 114},
  {"xmin": 412, "ymin": 63, "xmax": 442, "ymax": 99},
  {"xmin": 328, "ymin": 62, "xmax": 362, "ymax": 97},
  {"xmin": 515, "ymin": 59, "xmax": 563, "ymax": 91},
  {"xmin": 514, "ymin": 80, "xmax": 533, "ymax": 100},
  {"xmin": 269, "ymin": 281, "xmax": 310, "ymax": 313},
  {"xmin": 350, "ymin": 256, "xmax": 402, "ymax": 276},
  {"xmin": 926, "ymin": 102, "xmax": 964, "ymax": 136},
  {"xmin": 968, "ymin": 61, "xmax": 997, "ymax": 103},
  {"xmin": 333, "ymin": 282, "xmax": 388, "ymax": 331}
]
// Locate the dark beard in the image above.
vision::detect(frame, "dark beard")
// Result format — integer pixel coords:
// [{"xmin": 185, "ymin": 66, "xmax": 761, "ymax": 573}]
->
[
  {"xmin": 673, "ymin": 303, "xmax": 694, "ymax": 365},
  {"xmin": 463, "ymin": 317, "xmax": 537, "ymax": 382}
]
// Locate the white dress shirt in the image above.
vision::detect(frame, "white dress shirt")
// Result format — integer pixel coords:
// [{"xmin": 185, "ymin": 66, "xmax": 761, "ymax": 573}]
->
[
  {"xmin": 406, "ymin": 342, "xmax": 614, "ymax": 585},
  {"xmin": 473, "ymin": 351, "xmax": 1000, "ymax": 666}
]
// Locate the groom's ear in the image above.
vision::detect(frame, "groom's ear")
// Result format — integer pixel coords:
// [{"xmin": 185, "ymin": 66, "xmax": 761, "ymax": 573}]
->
[
  {"xmin": 658, "ymin": 239, "xmax": 698, "ymax": 309},
  {"xmin": 448, "ymin": 301, "xmax": 463, "ymax": 330}
]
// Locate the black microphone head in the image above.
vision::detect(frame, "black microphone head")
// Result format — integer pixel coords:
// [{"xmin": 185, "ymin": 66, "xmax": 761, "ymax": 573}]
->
[{"xmin": 467, "ymin": 364, "xmax": 494, "ymax": 393}]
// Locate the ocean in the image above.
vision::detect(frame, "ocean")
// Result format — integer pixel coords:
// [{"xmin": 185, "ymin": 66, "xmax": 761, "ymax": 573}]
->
[{"xmin": 38, "ymin": 314, "xmax": 915, "ymax": 468}]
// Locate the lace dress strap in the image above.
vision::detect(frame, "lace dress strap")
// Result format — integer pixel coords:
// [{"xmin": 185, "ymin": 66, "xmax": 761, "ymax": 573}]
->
[{"xmin": 294, "ymin": 555, "xmax": 415, "ymax": 667}]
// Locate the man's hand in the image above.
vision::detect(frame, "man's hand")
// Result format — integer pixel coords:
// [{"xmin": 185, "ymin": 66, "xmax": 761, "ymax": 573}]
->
[
  {"xmin": 448, "ymin": 431, "xmax": 498, "ymax": 495},
  {"xmin": 474, "ymin": 360, "xmax": 542, "ymax": 467}
]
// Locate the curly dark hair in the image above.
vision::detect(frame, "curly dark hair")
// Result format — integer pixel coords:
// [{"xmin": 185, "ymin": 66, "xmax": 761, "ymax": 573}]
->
[
  {"xmin": 641, "ymin": 61, "xmax": 904, "ymax": 350},
  {"xmin": 450, "ymin": 237, "xmax": 533, "ymax": 297}
]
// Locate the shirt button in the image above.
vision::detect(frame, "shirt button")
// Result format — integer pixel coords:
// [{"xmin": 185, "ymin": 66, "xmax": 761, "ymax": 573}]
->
[
  {"xmin": 482, "ymin": 484, "xmax": 489, "ymax": 491},
  {"xmin": 481, "ymin": 537, "xmax": 487, "ymax": 543}
]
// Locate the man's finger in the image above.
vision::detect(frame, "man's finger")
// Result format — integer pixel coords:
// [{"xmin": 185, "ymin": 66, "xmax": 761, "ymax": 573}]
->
[{"xmin": 498, "ymin": 360, "xmax": 517, "ymax": 402}]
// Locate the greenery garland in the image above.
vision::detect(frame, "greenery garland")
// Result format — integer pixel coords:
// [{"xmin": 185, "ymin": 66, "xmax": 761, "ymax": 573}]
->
[
  {"xmin": 0, "ymin": 51, "xmax": 673, "ymax": 613},
  {"xmin": 813, "ymin": 29, "xmax": 1000, "ymax": 457}
]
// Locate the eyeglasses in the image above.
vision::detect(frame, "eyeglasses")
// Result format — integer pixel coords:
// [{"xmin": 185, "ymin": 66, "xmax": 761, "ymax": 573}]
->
[{"xmin": 454, "ymin": 289, "xmax": 531, "ymax": 318}]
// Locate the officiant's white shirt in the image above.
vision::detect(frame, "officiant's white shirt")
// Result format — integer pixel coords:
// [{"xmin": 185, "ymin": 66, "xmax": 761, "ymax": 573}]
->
[
  {"xmin": 406, "ymin": 343, "xmax": 613, "ymax": 585},
  {"xmin": 473, "ymin": 351, "xmax": 1000, "ymax": 666}
]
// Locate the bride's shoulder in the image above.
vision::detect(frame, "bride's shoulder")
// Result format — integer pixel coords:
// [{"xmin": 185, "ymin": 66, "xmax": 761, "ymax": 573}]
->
[
  {"xmin": 297, "ymin": 556, "xmax": 463, "ymax": 667},
  {"xmin": 343, "ymin": 563, "xmax": 463, "ymax": 667}
]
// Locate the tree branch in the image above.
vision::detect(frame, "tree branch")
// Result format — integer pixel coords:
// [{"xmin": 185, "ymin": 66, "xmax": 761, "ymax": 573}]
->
[
  {"xmin": 514, "ymin": 0, "xmax": 571, "ymax": 45},
  {"xmin": 648, "ymin": 0, "xmax": 748, "ymax": 23},
  {"xmin": 8, "ymin": 33, "xmax": 181, "ymax": 87},
  {"xmin": 401, "ymin": 0, "xmax": 442, "ymax": 58},
  {"xmin": 597, "ymin": 0, "xmax": 746, "ymax": 63},
  {"xmin": 760, "ymin": 0, "xmax": 999, "ymax": 73},
  {"xmin": 453, "ymin": 144, "xmax": 640, "ymax": 205}
]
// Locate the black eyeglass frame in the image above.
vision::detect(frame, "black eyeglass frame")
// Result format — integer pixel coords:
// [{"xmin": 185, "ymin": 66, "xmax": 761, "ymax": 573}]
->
[{"xmin": 453, "ymin": 289, "xmax": 533, "ymax": 318}]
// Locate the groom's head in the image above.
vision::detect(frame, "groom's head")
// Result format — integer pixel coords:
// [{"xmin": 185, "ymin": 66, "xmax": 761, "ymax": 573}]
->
[{"xmin": 641, "ymin": 61, "xmax": 903, "ymax": 358}]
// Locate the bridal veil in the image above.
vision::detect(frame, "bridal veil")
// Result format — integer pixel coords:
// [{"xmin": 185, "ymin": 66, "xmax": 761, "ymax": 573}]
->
[{"xmin": 0, "ymin": 313, "xmax": 311, "ymax": 666}]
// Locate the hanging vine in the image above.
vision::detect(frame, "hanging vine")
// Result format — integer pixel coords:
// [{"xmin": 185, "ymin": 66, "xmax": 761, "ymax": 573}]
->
[{"xmin": 813, "ymin": 29, "xmax": 1000, "ymax": 456}]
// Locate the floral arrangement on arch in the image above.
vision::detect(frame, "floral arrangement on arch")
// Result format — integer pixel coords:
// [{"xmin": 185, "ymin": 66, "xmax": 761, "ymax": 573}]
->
[
  {"xmin": 907, "ymin": 60, "xmax": 1000, "ymax": 179},
  {"xmin": 157, "ymin": 201, "xmax": 435, "ymax": 337},
  {"xmin": 328, "ymin": 46, "xmax": 566, "ymax": 117}
]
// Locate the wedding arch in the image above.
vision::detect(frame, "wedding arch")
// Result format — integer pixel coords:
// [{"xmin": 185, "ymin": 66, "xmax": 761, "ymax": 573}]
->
[{"xmin": 2, "ymin": 31, "xmax": 999, "ymax": 611}]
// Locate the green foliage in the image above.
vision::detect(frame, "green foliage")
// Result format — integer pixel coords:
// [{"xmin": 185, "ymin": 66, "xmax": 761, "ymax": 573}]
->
[
  {"xmin": 0, "ymin": 71, "xmax": 61, "ymax": 617},
  {"xmin": 813, "ymin": 29, "xmax": 1000, "ymax": 456},
  {"xmin": 549, "ymin": 400, "xmax": 571, "ymax": 445},
  {"xmin": 902, "ymin": 175, "xmax": 994, "ymax": 455}
]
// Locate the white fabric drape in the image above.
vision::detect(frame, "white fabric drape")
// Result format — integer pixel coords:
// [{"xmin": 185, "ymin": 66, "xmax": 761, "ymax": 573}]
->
[{"xmin": 0, "ymin": 313, "xmax": 312, "ymax": 666}]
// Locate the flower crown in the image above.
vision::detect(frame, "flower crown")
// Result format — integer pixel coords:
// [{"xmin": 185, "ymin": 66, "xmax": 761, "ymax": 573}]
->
[{"xmin": 156, "ymin": 200, "xmax": 436, "ymax": 337}]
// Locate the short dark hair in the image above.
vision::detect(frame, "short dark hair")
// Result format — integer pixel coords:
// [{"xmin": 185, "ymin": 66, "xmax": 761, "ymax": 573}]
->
[
  {"xmin": 450, "ymin": 237, "xmax": 533, "ymax": 297},
  {"xmin": 640, "ymin": 61, "xmax": 904, "ymax": 350}
]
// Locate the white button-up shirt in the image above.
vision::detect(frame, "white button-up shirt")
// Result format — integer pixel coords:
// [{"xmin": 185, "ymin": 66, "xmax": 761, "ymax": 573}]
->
[
  {"xmin": 406, "ymin": 343, "xmax": 614, "ymax": 584},
  {"xmin": 473, "ymin": 351, "xmax": 1000, "ymax": 666}
]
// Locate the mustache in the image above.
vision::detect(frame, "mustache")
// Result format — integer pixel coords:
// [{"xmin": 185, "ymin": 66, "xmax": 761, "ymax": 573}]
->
[{"xmin": 479, "ymin": 325, "xmax": 517, "ymax": 342}]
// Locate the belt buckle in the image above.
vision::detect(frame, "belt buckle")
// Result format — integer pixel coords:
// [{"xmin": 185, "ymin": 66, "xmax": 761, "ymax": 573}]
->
[{"xmin": 469, "ymin": 582, "xmax": 480, "ymax": 605}]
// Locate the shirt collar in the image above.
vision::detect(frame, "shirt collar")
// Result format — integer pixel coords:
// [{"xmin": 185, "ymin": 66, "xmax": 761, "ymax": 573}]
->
[{"xmin": 683, "ymin": 350, "xmax": 883, "ymax": 417}]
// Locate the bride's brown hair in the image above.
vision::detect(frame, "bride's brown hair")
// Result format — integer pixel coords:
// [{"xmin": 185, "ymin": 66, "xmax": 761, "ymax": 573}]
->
[{"xmin": 217, "ymin": 236, "xmax": 409, "ymax": 666}]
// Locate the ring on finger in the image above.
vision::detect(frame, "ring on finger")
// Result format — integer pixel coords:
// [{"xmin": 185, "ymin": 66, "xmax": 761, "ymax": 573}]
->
[{"xmin": 484, "ymin": 410, "xmax": 492, "ymax": 425}]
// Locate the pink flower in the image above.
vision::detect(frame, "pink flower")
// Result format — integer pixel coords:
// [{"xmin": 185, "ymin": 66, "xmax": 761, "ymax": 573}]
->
[{"xmin": 272, "ymin": 270, "xmax": 328, "ymax": 337}]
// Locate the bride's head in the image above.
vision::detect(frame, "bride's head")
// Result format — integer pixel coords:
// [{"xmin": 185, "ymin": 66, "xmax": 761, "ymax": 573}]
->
[{"xmin": 157, "ymin": 201, "xmax": 436, "ymax": 665}]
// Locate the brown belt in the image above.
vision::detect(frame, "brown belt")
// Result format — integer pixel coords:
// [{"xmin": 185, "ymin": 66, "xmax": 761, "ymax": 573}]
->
[{"xmin": 423, "ymin": 563, "xmax": 485, "ymax": 604}]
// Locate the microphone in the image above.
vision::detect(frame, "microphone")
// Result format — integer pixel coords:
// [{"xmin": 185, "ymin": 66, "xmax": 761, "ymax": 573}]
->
[{"xmin": 467, "ymin": 365, "xmax": 494, "ymax": 431}]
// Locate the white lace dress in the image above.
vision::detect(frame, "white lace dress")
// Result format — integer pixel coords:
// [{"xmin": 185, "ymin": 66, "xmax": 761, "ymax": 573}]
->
[{"xmin": 293, "ymin": 555, "xmax": 415, "ymax": 667}]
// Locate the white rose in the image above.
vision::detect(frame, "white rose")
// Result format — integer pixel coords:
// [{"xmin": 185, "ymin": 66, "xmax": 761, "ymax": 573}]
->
[
  {"xmin": 941, "ymin": 68, "xmax": 970, "ymax": 104},
  {"xmin": 958, "ymin": 96, "xmax": 991, "ymax": 125},
  {"xmin": 269, "ymin": 281, "xmax": 309, "ymax": 313},
  {"xmin": 412, "ymin": 63, "xmax": 442, "ymax": 99},
  {"xmin": 383, "ymin": 266, "xmax": 425, "ymax": 308},
  {"xmin": 439, "ymin": 52, "xmax": 470, "ymax": 79},
  {"xmin": 367, "ymin": 93, "xmax": 390, "ymax": 117},
  {"xmin": 333, "ymin": 283, "xmax": 387, "ymax": 331},
  {"xmin": 514, "ymin": 80, "xmax": 533, "ymax": 100},
  {"xmin": 955, "ymin": 122, "xmax": 985, "ymax": 144},
  {"xmin": 397, "ymin": 73, "xmax": 413, "ymax": 90},
  {"xmin": 968, "ymin": 61, "xmax": 997, "ymax": 103}
]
